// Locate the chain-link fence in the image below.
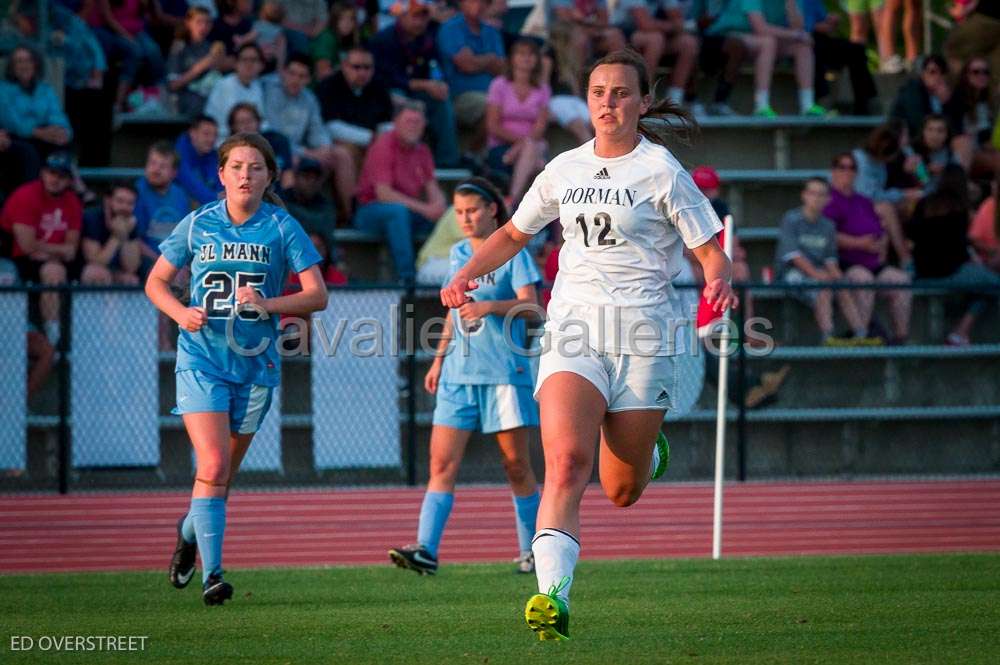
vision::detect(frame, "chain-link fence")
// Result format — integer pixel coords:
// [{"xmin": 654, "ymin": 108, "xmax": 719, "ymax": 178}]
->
[{"xmin": 1, "ymin": 280, "xmax": 999, "ymax": 493}]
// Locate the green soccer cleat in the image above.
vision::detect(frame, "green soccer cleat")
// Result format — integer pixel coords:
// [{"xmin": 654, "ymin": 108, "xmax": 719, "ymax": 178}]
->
[
  {"xmin": 651, "ymin": 431, "xmax": 670, "ymax": 480},
  {"xmin": 524, "ymin": 577, "xmax": 570, "ymax": 641},
  {"xmin": 753, "ymin": 105, "xmax": 777, "ymax": 118}
]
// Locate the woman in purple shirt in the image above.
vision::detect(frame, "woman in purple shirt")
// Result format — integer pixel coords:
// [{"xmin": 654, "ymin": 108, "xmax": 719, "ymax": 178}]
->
[{"xmin": 823, "ymin": 152, "xmax": 912, "ymax": 344}]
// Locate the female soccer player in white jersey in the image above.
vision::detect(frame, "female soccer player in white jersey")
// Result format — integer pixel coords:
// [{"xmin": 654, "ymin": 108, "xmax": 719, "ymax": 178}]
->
[
  {"xmin": 145, "ymin": 133, "xmax": 327, "ymax": 605},
  {"xmin": 389, "ymin": 177, "xmax": 543, "ymax": 576},
  {"xmin": 441, "ymin": 50, "xmax": 738, "ymax": 640}
]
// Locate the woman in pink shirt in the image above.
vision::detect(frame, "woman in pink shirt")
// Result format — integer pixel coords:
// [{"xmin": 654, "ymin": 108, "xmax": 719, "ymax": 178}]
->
[{"xmin": 485, "ymin": 38, "xmax": 551, "ymax": 206}]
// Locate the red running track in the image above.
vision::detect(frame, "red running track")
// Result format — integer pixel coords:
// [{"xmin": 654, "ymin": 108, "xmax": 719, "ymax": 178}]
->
[{"xmin": 2, "ymin": 480, "xmax": 999, "ymax": 573}]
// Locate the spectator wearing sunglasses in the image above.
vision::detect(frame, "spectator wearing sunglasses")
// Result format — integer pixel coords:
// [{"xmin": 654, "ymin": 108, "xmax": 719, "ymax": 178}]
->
[
  {"xmin": 823, "ymin": 152, "xmax": 912, "ymax": 345},
  {"xmin": 315, "ymin": 45, "xmax": 394, "ymax": 149}
]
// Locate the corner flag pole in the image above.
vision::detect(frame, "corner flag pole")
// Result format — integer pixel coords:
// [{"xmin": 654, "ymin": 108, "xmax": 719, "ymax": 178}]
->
[{"xmin": 712, "ymin": 214, "xmax": 735, "ymax": 560}]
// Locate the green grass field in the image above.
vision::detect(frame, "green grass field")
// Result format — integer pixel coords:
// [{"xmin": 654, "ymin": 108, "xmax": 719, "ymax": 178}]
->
[{"xmin": 3, "ymin": 554, "xmax": 999, "ymax": 664}]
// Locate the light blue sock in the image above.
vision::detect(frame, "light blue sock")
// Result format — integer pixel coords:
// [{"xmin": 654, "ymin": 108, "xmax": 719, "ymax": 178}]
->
[
  {"xmin": 512, "ymin": 491, "xmax": 540, "ymax": 553},
  {"xmin": 190, "ymin": 497, "xmax": 226, "ymax": 584},
  {"xmin": 180, "ymin": 510, "xmax": 196, "ymax": 544},
  {"xmin": 416, "ymin": 491, "xmax": 453, "ymax": 558}
]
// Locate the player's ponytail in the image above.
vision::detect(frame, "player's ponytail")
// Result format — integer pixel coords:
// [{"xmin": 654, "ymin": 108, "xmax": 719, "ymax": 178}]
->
[
  {"xmin": 454, "ymin": 176, "xmax": 508, "ymax": 227},
  {"xmin": 587, "ymin": 49, "xmax": 697, "ymax": 149},
  {"xmin": 218, "ymin": 131, "xmax": 286, "ymax": 209}
]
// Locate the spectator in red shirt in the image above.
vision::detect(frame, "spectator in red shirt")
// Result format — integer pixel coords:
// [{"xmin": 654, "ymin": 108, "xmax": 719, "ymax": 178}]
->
[
  {"xmin": 0, "ymin": 151, "xmax": 82, "ymax": 344},
  {"xmin": 353, "ymin": 101, "xmax": 447, "ymax": 284},
  {"xmin": 80, "ymin": 182, "xmax": 142, "ymax": 286}
]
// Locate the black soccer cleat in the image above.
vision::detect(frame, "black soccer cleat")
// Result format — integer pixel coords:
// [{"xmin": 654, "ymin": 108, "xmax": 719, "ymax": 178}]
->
[
  {"xmin": 388, "ymin": 544, "xmax": 438, "ymax": 575},
  {"xmin": 169, "ymin": 515, "xmax": 197, "ymax": 589},
  {"xmin": 202, "ymin": 573, "xmax": 234, "ymax": 606}
]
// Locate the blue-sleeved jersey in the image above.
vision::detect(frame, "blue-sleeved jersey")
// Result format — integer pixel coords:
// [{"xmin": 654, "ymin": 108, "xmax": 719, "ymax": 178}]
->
[
  {"xmin": 159, "ymin": 199, "xmax": 322, "ymax": 387},
  {"xmin": 440, "ymin": 240, "xmax": 542, "ymax": 386}
]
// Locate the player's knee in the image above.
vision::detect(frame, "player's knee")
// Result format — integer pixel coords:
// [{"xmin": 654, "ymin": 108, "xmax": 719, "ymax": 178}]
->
[
  {"xmin": 545, "ymin": 451, "xmax": 590, "ymax": 488},
  {"xmin": 196, "ymin": 458, "xmax": 230, "ymax": 485},
  {"xmin": 428, "ymin": 455, "xmax": 460, "ymax": 484},
  {"xmin": 605, "ymin": 482, "xmax": 642, "ymax": 508},
  {"xmin": 501, "ymin": 456, "xmax": 532, "ymax": 486}
]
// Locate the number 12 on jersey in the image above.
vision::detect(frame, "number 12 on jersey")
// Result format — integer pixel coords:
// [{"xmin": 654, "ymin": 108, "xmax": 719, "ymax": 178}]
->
[{"xmin": 575, "ymin": 212, "xmax": 617, "ymax": 247}]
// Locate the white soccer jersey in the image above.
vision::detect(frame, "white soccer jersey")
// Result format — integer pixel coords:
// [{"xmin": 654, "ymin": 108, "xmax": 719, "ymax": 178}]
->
[{"xmin": 512, "ymin": 136, "xmax": 722, "ymax": 356}]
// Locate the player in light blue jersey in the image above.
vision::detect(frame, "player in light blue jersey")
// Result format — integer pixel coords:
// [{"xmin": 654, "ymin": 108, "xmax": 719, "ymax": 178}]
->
[
  {"xmin": 389, "ymin": 177, "xmax": 544, "ymax": 576},
  {"xmin": 145, "ymin": 133, "xmax": 327, "ymax": 605}
]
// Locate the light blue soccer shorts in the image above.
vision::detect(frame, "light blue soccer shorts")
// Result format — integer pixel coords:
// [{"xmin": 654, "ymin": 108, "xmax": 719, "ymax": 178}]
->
[
  {"xmin": 432, "ymin": 382, "xmax": 539, "ymax": 434},
  {"xmin": 173, "ymin": 369, "xmax": 274, "ymax": 435}
]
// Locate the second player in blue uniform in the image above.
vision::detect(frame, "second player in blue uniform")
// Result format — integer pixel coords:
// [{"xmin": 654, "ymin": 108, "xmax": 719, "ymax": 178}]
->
[{"xmin": 389, "ymin": 177, "xmax": 544, "ymax": 576}]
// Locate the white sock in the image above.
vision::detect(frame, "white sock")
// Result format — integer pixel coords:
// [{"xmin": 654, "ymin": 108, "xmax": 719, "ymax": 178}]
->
[
  {"xmin": 754, "ymin": 89, "xmax": 770, "ymax": 111},
  {"xmin": 799, "ymin": 88, "xmax": 815, "ymax": 112},
  {"xmin": 532, "ymin": 528, "xmax": 580, "ymax": 607},
  {"xmin": 667, "ymin": 86, "xmax": 684, "ymax": 105}
]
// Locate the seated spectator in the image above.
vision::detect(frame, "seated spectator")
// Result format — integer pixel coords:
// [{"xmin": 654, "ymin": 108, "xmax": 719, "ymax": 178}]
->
[
  {"xmin": 852, "ymin": 121, "xmax": 918, "ymax": 266},
  {"xmin": 416, "ymin": 205, "xmax": 464, "ymax": 286},
  {"xmin": 262, "ymin": 54, "xmax": 357, "ymax": 221},
  {"xmin": 689, "ymin": 0, "xmax": 748, "ymax": 116},
  {"xmin": 943, "ymin": 1, "xmax": 1000, "ymax": 92},
  {"xmin": 312, "ymin": 2, "xmax": 362, "ymax": 81},
  {"xmin": 277, "ymin": 0, "xmax": 328, "ymax": 57},
  {"xmin": 908, "ymin": 164, "xmax": 1000, "ymax": 345},
  {"xmin": 824, "ymin": 151, "xmax": 912, "ymax": 345},
  {"xmin": 315, "ymin": 45, "xmax": 394, "ymax": 149},
  {"xmin": 706, "ymin": 0, "xmax": 826, "ymax": 116},
  {"xmin": 0, "ymin": 151, "xmax": 81, "ymax": 345},
  {"xmin": 775, "ymin": 177, "xmax": 867, "ymax": 344},
  {"xmin": 549, "ymin": 0, "xmax": 626, "ymax": 73},
  {"xmin": 353, "ymin": 101, "xmax": 447, "ymax": 284},
  {"xmin": 436, "ymin": 0, "xmax": 507, "ymax": 135},
  {"xmin": 208, "ymin": 0, "xmax": 256, "ymax": 57},
  {"xmin": 135, "ymin": 141, "xmax": 192, "ymax": 265},
  {"xmin": 282, "ymin": 157, "xmax": 336, "ymax": 245},
  {"xmin": 83, "ymin": 0, "xmax": 166, "ymax": 111},
  {"xmin": 166, "ymin": 6, "xmax": 227, "ymax": 117},
  {"xmin": 0, "ymin": 45, "xmax": 72, "ymax": 160},
  {"xmin": 613, "ymin": 0, "xmax": 700, "ymax": 112},
  {"xmin": 13, "ymin": 2, "xmax": 110, "ymax": 164},
  {"xmin": 801, "ymin": 0, "xmax": 877, "ymax": 115},
  {"xmin": 227, "ymin": 102, "xmax": 293, "ymax": 186},
  {"xmin": 969, "ymin": 173, "xmax": 999, "ymax": 270},
  {"xmin": 371, "ymin": 0, "xmax": 461, "ymax": 167},
  {"xmin": 174, "ymin": 115, "xmax": 223, "ymax": 205},
  {"xmin": 252, "ymin": 1, "xmax": 288, "ymax": 72},
  {"xmin": 79, "ymin": 182, "xmax": 142, "ymax": 286},
  {"xmin": 890, "ymin": 54, "xmax": 951, "ymax": 140},
  {"xmin": 485, "ymin": 38, "xmax": 549, "ymax": 205},
  {"xmin": 205, "ymin": 42, "xmax": 267, "ymax": 144},
  {"xmin": 913, "ymin": 113, "xmax": 958, "ymax": 190},
  {"xmin": 945, "ymin": 57, "xmax": 997, "ymax": 171}
]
